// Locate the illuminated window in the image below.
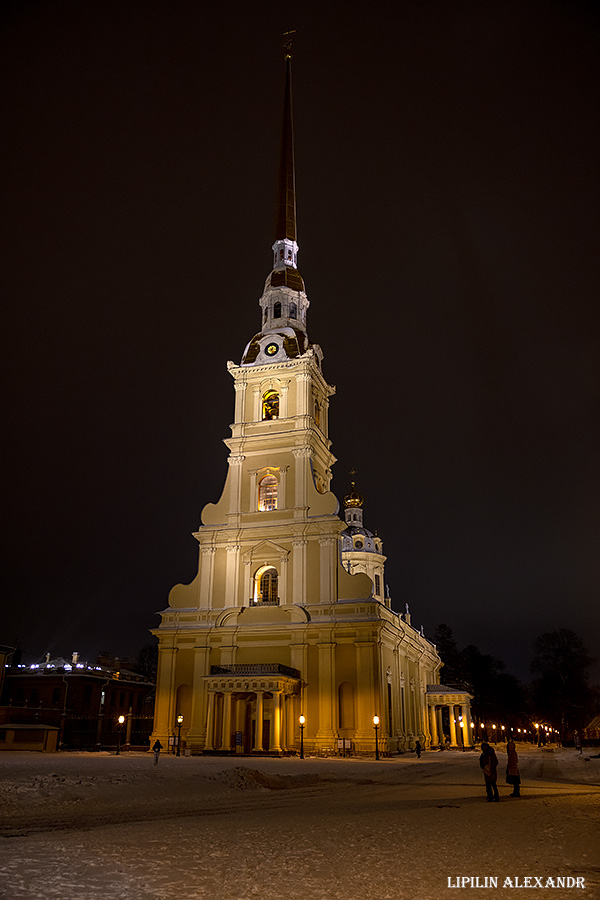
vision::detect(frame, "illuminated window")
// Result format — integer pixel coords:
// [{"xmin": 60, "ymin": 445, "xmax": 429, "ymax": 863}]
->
[
  {"xmin": 262, "ymin": 390, "xmax": 279, "ymax": 420},
  {"xmin": 258, "ymin": 474, "xmax": 278, "ymax": 510},
  {"xmin": 255, "ymin": 566, "xmax": 278, "ymax": 603},
  {"xmin": 289, "ymin": 301, "xmax": 297, "ymax": 319},
  {"xmin": 273, "ymin": 300, "xmax": 282, "ymax": 318},
  {"xmin": 375, "ymin": 574, "xmax": 381, "ymax": 596}
]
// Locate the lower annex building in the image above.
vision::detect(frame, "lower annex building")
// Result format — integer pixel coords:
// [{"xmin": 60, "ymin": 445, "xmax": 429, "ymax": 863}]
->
[{"xmin": 150, "ymin": 49, "xmax": 472, "ymax": 756}]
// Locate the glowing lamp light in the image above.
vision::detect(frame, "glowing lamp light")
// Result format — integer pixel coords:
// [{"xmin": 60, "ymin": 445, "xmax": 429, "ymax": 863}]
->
[
  {"xmin": 299, "ymin": 715, "xmax": 305, "ymax": 725},
  {"xmin": 373, "ymin": 716, "xmax": 380, "ymax": 726},
  {"xmin": 501, "ymin": 725, "xmax": 505, "ymax": 731},
  {"xmin": 492, "ymin": 724, "xmax": 496, "ymax": 730},
  {"xmin": 118, "ymin": 715, "xmax": 125, "ymax": 725}
]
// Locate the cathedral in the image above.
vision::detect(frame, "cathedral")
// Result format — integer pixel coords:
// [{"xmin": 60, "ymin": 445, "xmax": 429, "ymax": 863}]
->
[{"xmin": 150, "ymin": 49, "xmax": 472, "ymax": 755}]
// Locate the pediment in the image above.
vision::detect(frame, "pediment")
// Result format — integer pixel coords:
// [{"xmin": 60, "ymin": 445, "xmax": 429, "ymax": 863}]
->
[{"xmin": 242, "ymin": 540, "xmax": 289, "ymax": 563}]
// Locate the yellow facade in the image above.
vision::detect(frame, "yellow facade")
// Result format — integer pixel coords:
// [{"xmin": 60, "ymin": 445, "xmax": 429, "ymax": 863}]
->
[{"xmin": 150, "ymin": 54, "xmax": 443, "ymax": 756}]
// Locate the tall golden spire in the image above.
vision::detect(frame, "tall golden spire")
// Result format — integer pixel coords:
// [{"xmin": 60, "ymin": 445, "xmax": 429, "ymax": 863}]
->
[{"xmin": 270, "ymin": 31, "xmax": 304, "ymax": 292}]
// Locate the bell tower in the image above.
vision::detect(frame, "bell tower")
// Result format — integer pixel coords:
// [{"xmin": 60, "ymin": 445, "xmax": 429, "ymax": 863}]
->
[{"xmin": 150, "ymin": 40, "xmax": 442, "ymax": 757}]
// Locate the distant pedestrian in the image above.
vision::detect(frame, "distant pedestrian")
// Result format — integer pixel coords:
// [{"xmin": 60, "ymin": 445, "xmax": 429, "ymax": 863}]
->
[
  {"xmin": 505, "ymin": 740, "xmax": 521, "ymax": 797},
  {"xmin": 479, "ymin": 741, "xmax": 499, "ymax": 802},
  {"xmin": 415, "ymin": 740, "xmax": 422, "ymax": 759},
  {"xmin": 152, "ymin": 739, "xmax": 163, "ymax": 765},
  {"xmin": 574, "ymin": 731, "xmax": 582, "ymax": 754}
]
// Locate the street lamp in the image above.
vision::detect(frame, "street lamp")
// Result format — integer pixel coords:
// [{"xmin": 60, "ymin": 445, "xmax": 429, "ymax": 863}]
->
[
  {"xmin": 299, "ymin": 715, "xmax": 305, "ymax": 759},
  {"xmin": 459, "ymin": 719, "xmax": 465, "ymax": 751},
  {"xmin": 116, "ymin": 715, "xmax": 125, "ymax": 755},
  {"xmin": 492, "ymin": 724, "xmax": 497, "ymax": 744},
  {"xmin": 373, "ymin": 716, "xmax": 380, "ymax": 760},
  {"xmin": 176, "ymin": 714, "xmax": 184, "ymax": 757}
]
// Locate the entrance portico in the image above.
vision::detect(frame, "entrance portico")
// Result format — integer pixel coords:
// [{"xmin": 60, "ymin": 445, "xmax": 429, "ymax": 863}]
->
[
  {"xmin": 426, "ymin": 685, "xmax": 474, "ymax": 749},
  {"xmin": 203, "ymin": 664, "xmax": 301, "ymax": 755}
]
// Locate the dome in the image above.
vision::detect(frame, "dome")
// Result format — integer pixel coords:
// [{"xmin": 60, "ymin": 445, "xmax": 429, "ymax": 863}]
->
[
  {"xmin": 241, "ymin": 327, "xmax": 309, "ymax": 366},
  {"xmin": 344, "ymin": 481, "xmax": 364, "ymax": 509}
]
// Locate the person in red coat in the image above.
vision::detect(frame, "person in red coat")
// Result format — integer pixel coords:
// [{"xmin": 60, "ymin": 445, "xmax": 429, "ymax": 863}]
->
[{"xmin": 479, "ymin": 741, "xmax": 500, "ymax": 802}]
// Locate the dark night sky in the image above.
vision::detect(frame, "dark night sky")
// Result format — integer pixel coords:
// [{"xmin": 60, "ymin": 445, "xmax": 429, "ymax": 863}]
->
[{"xmin": 2, "ymin": 1, "xmax": 599, "ymax": 682}]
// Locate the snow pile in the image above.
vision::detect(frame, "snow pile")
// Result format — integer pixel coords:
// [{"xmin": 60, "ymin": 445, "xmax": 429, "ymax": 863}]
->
[{"xmin": 209, "ymin": 765, "xmax": 319, "ymax": 791}]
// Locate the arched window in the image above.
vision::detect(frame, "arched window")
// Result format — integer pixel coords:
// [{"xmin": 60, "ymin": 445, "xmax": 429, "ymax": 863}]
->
[
  {"xmin": 262, "ymin": 391, "xmax": 279, "ymax": 420},
  {"xmin": 375, "ymin": 574, "xmax": 381, "ymax": 596},
  {"xmin": 258, "ymin": 474, "xmax": 278, "ymax": 511},
  {"xmin": 273, "ymin": 300, "xmax": 282, "ymax": 318},
  {"xmin": 254, "ymin": 566, "xmax": 278, "ymax": 604},
  {"xmin": 289, "ymin": 301, "xmax": 297, "ymax": 319}
]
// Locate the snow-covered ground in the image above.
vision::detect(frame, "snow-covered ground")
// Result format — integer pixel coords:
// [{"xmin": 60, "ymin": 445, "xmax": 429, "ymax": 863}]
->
[{"xmin": 0, "ymin": 744, "xmax": 598, "ymax": 899}]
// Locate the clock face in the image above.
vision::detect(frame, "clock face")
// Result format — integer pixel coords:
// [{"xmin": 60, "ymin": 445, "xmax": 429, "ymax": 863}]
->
[{"xmin": 265, "ymin": 343, "xmax": 279, "ymax": 356}]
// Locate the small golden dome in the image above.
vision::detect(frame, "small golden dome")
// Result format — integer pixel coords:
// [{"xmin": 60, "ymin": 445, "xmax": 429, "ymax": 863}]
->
[{"xmin": 344, "ymin": 480, "xmax": 364, "ymax": 509}]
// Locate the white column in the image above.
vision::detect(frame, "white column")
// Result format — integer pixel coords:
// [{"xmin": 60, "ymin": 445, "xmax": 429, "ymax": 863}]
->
[
  {"xmin": 279, "ymin": 465, "xmax": 289, "ymax": 509},
  {"xmin": 221, "ymin": 692, "xmax": 233, "ymax": 751},
  {"xmin": 227, "ymin": 455, "xmax": 245, "ymax": 515},
  {"xmin": 461, "ymin": 702, "xmax": 473, "ymax": 748},
  {"xmin": 234, "ymin": 380, "xmax": 247, "ymax": 423},
  {"xmin": 199, "ymin": 547, "xmax": 216, "ymax": 609},
  {"xmin": 280, "ymin": 383, "xmax": 289, "ymax": 418},
  {"xmin": 253, "ymin": 387, "xmax": 261, "ymax": 421},
  {"xmin": 292, "ymin": 446, "xmax": 311, "ymax": 513},
  {"xmin": 319, "ymin": 537, "xmax": 337, "ymax": 604},
  {"xmin": 253, "ymin": 691, "xmax": 264, "ymax": 752},
  {"xmin": 436, "ymin": 707, "xmax": 444, "ymax": 745},
  {"xmin": 270, "ymin": 691, "xmax": 282, "ymax": 752},
  {"xmin": 448, "ymin": 705, "xmax": 458, "ymax": 748},
  {"xmin": 429, "ymin": 705, "xmax": 438, "ymax": 746},
  {"xmin": 243, "ymin": 559, "xmax": 252, "ymax": 605},
  {"xmin": 292, "ymin": 539, "xmax": 308, "ymax": 605},
  {"xmin": 279, "ymin": 556, "xmax": 289, "ymax": 605},
  {"xmin": 296, "ymin": 372, "xmax": 311, "ymax": 417},
  {"xmin": 248, "ymin": 470, "xmax": 258, "ymax": 512},
  {"xmin": 189, "ymin": 646, "xmax": 210, "ymax": 738},
  {"xmin": 315, "ymin": 643, "xmax": 336, "ymax": 743},
  {"xmin": 225, "ymin": 545, "xmax": 241, "ymax": 607},
  {"xmin": 355, "ymin": 641, "xmax": 376, "ymax": 741},
  {"xmin": 153, "ymin": 646, "xmax": 177, "ymax": 738},
  {"xmin": 204, "ymin": 691, "xmax": 216, "ymax": 751}
]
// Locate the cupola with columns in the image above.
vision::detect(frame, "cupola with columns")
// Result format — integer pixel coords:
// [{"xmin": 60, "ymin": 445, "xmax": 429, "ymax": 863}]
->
[{"xmin": 340, "ymin": 474, "xmax": 389, "ymax": 607}]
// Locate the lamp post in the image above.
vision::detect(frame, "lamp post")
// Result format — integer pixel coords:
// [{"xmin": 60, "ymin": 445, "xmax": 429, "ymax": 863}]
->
[
  {"xmin": 373, "ymin": 716, "xmax": 380, "ymax": 760},
  {"xmin": 116, "ymin": 715, "xmax": 125, "ymax": 755},
  {"xmin": 299, "ymin": 715, "xmax": 305, "ymax": 759},
  {"xmin": 176, "ymin": 714, "xmax": 184, "ymax": 757},
  {"xmin": 459, "ymin": 720, "xmax": 465, "ymax": 751},
  {"xmin": 492, "ymin": 724, "xmax": 497, "ymax": 744}
]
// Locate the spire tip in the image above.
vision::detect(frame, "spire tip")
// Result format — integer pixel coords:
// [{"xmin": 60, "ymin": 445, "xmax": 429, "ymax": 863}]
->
[{"xmin": 283, "ymin": 29, "xmax": 296, "ymax": 60}]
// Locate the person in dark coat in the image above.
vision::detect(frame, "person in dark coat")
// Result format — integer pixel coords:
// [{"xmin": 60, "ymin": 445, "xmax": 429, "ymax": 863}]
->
[
  {"xmin": 479, "ymin": 741, "xmax": 500, "ymax": 802},
  {"xmin": 415, "ymin": 740, "xmax": 422, "ymax": 759},
  {"xmin": 505, "ymin": 740, "xmax": 521, "ymax": 796},
  {"xmin": 152, "ymin": 739, "xmax": 163, "ymax": 765}
]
